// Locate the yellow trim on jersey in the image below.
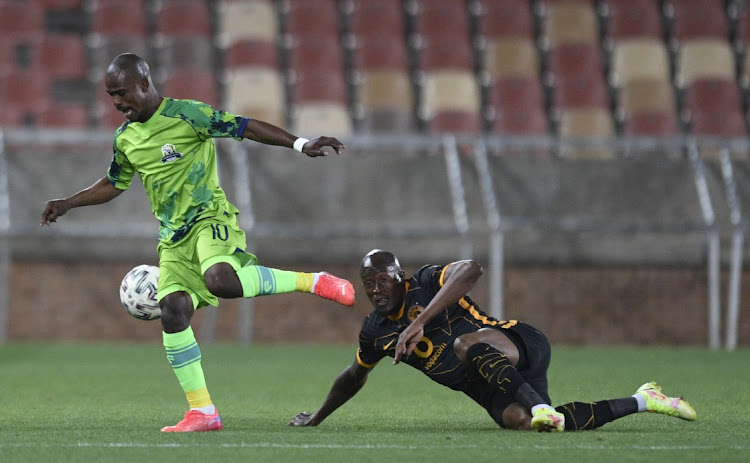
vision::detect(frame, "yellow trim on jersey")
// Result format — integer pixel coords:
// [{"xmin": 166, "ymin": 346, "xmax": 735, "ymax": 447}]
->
[
  {"xmin": 356, "ymin": 349, "xmax": 379, "ymax": 368},
  {"xmin": 387, "ymin": 281, "xmax": 410, "ymax": 321}
]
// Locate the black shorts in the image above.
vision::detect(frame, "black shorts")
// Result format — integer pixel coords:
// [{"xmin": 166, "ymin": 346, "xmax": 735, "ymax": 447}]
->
[{"xmin": 462, "ymin": 322, "xmax": 552, "ymax": 427}]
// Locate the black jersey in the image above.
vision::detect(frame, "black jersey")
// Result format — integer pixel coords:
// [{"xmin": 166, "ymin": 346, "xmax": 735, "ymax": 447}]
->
[{"xmin": 356, "ymin": 263, "xmax": 522, "ymax": 391}]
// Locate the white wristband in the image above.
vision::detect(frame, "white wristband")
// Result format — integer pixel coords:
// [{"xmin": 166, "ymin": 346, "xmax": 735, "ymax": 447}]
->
[{"xmin": 293, "ymin": 137, "xmax": 309, "ymax": 152}]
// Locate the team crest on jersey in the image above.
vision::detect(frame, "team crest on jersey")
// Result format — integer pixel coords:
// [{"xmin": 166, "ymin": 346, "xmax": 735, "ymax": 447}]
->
[
  {"xmin": 160, "ymin": 144, "xmax": 183, "ymax": 163},
  {"xmin": 407, "ymin": 305, "xmax": 423, "ymax": 321}
]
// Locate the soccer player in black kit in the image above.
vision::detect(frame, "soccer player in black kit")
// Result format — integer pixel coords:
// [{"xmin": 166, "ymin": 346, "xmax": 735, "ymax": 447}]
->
[{"xmin": 289, "ymin": 249, "xmax": 696, "ymax": 432}]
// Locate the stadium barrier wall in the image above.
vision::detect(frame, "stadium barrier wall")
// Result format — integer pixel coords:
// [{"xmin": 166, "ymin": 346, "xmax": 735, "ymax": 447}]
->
[{"xmin": 0, "ymin": 130, "xmax": 748, "ymax": 349}]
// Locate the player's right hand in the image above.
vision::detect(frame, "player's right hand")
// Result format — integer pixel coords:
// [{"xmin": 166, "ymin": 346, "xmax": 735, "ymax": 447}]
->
[
  {"xmin": 40, "ymin": 199, "xmax": 70, "ymax": 226},
  {"xmin": 288, "ymin": 411, "xmax": 317, "ymax": 427}
]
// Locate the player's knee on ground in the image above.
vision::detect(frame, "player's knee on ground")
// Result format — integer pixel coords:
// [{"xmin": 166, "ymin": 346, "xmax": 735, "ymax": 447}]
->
[{"xmin": 203, "ymin": 263, "xmax": 242, "ymax": 298}]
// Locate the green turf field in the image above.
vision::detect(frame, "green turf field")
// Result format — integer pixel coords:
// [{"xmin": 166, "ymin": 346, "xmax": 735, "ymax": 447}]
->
[{"xmin": 0, "ymin": 343, "xmax": 747, "ymax": 463}]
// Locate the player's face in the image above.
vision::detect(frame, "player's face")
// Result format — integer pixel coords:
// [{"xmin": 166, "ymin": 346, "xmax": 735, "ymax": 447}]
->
[
  {"xmin": 361, "ymin": 268, "xmax": 404, "ymax": 315},
  {"xmin": 104, "ymin": 73, "xmax": 149, "ymax": 123}
]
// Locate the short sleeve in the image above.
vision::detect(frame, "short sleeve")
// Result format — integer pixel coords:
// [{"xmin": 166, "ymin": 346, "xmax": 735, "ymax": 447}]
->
[
  {"xmin": 163, "ymin": 99, "xmax": 248, "ymax": 141},
  {"xmin": 106, "ymin": 137, "xmax": 135, "ymax": 190}
]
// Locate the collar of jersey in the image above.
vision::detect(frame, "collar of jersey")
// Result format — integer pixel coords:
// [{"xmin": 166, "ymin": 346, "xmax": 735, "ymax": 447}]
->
[
  {"xmin": 138, "ymin": 98, "xmax": 168, "ymax": 128},
  {"xmin": 387, "ymin": 281, "xmax": 410, "ymax": 320}
]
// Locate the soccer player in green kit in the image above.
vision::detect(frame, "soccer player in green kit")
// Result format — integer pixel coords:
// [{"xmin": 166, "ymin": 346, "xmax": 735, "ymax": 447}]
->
[{"xmin": 40, "ymin": 53, "xmax": 355, "ymax": 432}]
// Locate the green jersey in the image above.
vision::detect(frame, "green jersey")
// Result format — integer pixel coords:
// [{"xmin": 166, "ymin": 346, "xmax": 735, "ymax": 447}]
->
[{"xmin": 106, "ymin": 98, "xmax": 249, "ymax": 243}]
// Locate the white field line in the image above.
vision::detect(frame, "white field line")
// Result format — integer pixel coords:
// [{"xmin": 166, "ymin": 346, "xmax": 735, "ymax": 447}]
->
[{"xmin": 0, "ymin": 442, "xmax": 748, "ymax": 451}]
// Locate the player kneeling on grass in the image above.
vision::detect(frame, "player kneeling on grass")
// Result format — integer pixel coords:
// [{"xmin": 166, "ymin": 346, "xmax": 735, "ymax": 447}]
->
[
  {"xmin": 40, "ymin": 53, "xmax": 356, "ymax": 433},
  {"xmin": 289, "ymin": 249, "xmax": 696, "ymax": 432}
]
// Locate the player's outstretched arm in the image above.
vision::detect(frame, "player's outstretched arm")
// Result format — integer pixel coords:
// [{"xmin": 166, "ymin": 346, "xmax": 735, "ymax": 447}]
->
[
  {"xmin": 288, "ymin": 358, "xmax": 371, "ymax": 427},
  {"xmin": 241, "ymin": 119, "xmax": 345, "ymax": 157},
  {"xmin": 41, "ymin": 176, "xmax": 123, "ymax": 226}
]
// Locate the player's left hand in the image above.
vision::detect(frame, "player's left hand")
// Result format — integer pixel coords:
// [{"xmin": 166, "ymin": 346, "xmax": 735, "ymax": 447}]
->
[
  {"xmin": 393, "ymin": 322, "xmax": 424, "ymax": 365},
  {"xmin": 288, "ymin": 411, "xmax": 317, "ymax": 427},
  {"xmin": 302, "ymin": 136, "xmax": 345, "ymax": 157}
]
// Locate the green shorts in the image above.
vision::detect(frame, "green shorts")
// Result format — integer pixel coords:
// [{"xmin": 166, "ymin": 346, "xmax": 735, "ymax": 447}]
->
[{"xmin": 157, "ymin": 212, "xmax": 258, "ymax": 309}]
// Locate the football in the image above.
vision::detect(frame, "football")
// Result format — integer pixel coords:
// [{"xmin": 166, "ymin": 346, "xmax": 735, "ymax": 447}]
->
[{"xmin": 119, "ymin": 264, "xmax": 161, "ymax": 320}]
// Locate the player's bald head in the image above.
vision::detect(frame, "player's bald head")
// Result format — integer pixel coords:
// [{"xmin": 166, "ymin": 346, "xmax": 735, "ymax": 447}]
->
[
  {"xmin": 360, "ymin": 249, "xmax": 401, "ymax": 278},
  {"xmin": 106, "ymin": 53, "xmax": 151, "ymax": 82}
]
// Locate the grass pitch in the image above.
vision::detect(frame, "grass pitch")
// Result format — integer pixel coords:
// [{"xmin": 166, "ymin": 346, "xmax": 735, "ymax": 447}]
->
[{"xmin": 0, "ymin": 343, "xmax": 747, "ymax": 463}]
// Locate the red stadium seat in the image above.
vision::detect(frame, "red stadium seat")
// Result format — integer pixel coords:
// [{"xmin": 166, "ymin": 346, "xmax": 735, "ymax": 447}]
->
[
  {"xmin": 163, "ymin": 71, "xmax": 219, "ymax": 106},
  {"xmin": 419, "ymin": 35, "xmax": 475, "ymax": 71},
  {"xmin": 666, "ymin": 0, "xmax": 728, "ymax": 45},
  {"xmin": 38, "ymin": 0, "xmax": 83, "ymax": 9},
  {"xmin": 601, "ymin": 0, "xmax": 663, "ymax": 41},
  {"xmin": 90, "ymin": 1, "xmax": 147, "ymax": 37},
  {"xmin": 492, "ymin": 106, "xmax": 549, "ymax": 135},
  {"xmin": 284, "ymin": 0, "xmax": 340, "ymax": 38},
  {"xmin": 347, "ymin": 0, "xmax": 405, "ymax": 38},
  {"xmin": 552, "ymin": 75, "xmax": 610, "ymax": 110},
  {"xmin": 546, "ymin": 42, "xmax": 605, "ymax": 85},
  {"xmin": 286, "ymin": 35, "xmax": 344, "ymax": 76},
  {"xmin": 350, "ymin": 36, "xmax": 409, "ymax": 72},
  {"xmin": 155, "ymin": 0, "xmax": 212, "ymax": 38},
  {"xmin": 0, "ymin": 1, "xmax": 44, "ymax": 39},
  {"xmin": 476, "ymin": 0, "xmax": 535, "ymax": 40},
  {"xmin": 412, "ymin": 0, "xmax": 471, "ymax": 39},
  {"xmin": 32, "ymin": 34, "xmax": 88, "ymax": 80},
  {"xmin": 488, "ymin": 76, "xmax": 545, "ymax": 112},
  {"xmin": 292, "ymin": 70, "xmax": 348, "ymax": 105},
  {"xmin": 0, "ymin": 71, "xmax": 51, "ymax": 111},
  {"xmin": 736, "ymin": 5, "xmax": 750, "ymax": 53},
  {"xmin": 35, "ymin": 103, "xmax": 90, "ymax": 128},
  {"xmin": 223, "ymin": 40, "xmax": 280, "ymax": 70},
  {"xmin": 623, "ymin": 111, "xmax": 680, "ymax": 136},
  {"xmin": 683, "ymin": 79, "xmax": 742, "ymax": 113},
  {"xmin": 690, "ymin": 110, "xmax": 746, "ymax": 136},
  {"xmin": 428, "ymin": 110, "xmax": 484, "ymax": 134}
]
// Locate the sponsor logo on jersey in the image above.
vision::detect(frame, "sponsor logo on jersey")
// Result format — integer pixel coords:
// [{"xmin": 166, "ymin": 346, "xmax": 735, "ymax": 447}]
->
[{"xmin": 161, "ymin": 144, "xmax": 183, "ymax": 163}]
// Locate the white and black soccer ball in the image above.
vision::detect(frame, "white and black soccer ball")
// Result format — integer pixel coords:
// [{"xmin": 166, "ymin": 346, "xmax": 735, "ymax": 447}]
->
[{"xmin": 120, "ymin": 264, "xmax": 161, "ymax": 320}]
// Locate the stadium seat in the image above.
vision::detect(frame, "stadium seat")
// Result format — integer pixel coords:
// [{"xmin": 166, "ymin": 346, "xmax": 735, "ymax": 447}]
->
[
  {"xmin": 358, "ymin": 107, "xmax": 416, "ymax": 133},
  {"xmin": 610, "ymin": 39, "xmax": 670, "ymax": 87},
  {"xmin": 286, "ymin": 35, "xmax": 345, "ymax": 77},
  {"xmin": 736, "ymin": 4, "xmax": 750, "ymax": 54},
  {"xmin": 35, "ymin": 102, "xmax": 90, "ymax": 128},
  {"xmin": 617, "ymin": 79, "xmax": 676, "ymax": 120},
  {"xmin": 545, "ymin": 42, "xmax": 605, "ymax": 85},
  {"xmin": 284, "ymin": 0, "xmax": 340, "ymax": 38},
  {"xmin": 350, "ymin": 36, "xmax": 409, "ymax": 72},
  {"xmin": 355, "ymin": 70, "xmax": 413, "ymax": 110},
  {"xmin": 690, "ymin": 110, "xmax": 747, "ymax": 137},
  {"xmin": 347, "ymin": 0, "xmax": 405, "ymax": 38},
  {"xmin": 665, "ymin": 0, "xmax": 729, "ymax": 46},
  {"xmin": 492, "ymin": 105, "xmax": 549, "ymax": 135},
  {"xmin": 38, "ymin": 0, "xmax": 83, "ymax": 9},
  {"xmin": 683, "ymin": 78, "xmax": 742, "ymax": 114},
  {"xmin": 155, "ymin": 37, "xmax": 214, "ymax": 72},
  {"xmin": 0, "ymin": 1, "xmax": 44, "ymax": 39},
  {"xmin": 476, "ymin": 0, "xmax": 535, "ymax": 40},
  {"xmin": 31, "ymin": 34, "xmax": 88, "ymax": 80},
  {"xmin": 541, "ymin": 2, "xmax": 599, "ymax": 49},
  {"xmin": 489, "ymin": 76, "xmax": 545, "ymax": 111},
  {"xmin": 223, "ymin": 40, "xmax": 280, "ymax": 70},
  {"xmin": 0, "ymin": 71, "xmax": 51, "ymax": 112},
  {"xmin": 217, "ymin": 0, "xmax": 278, "ymax": 47},
  {"xmin": 293, "ymin": 70, "xmax": 348, "ymax": 105},
  {"xmin": 89, "ymin": 0, "xmax": 148, "ymax": 37},
  {"xmin": 419, "ymin": 35, "xmax": 475, "ymax": 71},
  {"xmin": 552, "ymin": 75, "xmax": 610, "ymax": 110},
  {"xmin": 601, "ymin": 0, "xmax": 663, "ymax": 42},
  {"xmin": 292, "ymin": 102, "xmax": 352, "ymax": 136},
  {"xmin": 483, "ymin": 38, "xmax": 540, "ymax": 79},
  {"xmin": 623, "ymin": 110, "xmax": 680, "ymax": 136},
  {"xmin": 675, "ymin": 39, "xmax": 736, "ymax": 88},
  {"xmin": 411, "ymin": 0, "xmax": 471, "ymax": 39},
  {"xmin": 155, "ymin": 0, "xmax": 212, "ymax": 39},
  {"xmin": 427, "ymin": 110, "xmax": 484, "ymax": 134},
  {"xmin": 224, "ymin": 68, "xmax": 285, "ymax": 126},
  {"xmin": 163, "ymin": 71, "xmax": 219, "ymax": 106},
  {"xmin": 0, "ymin": 37, "xmax": 22, "ymax": 77},
  {"xmin": 420, "ymin": 71, "xmax": 481, "ymax": 121},
  {"xmin": 557, "ymin": 108, "xmax": 616, "ymax": 158}
]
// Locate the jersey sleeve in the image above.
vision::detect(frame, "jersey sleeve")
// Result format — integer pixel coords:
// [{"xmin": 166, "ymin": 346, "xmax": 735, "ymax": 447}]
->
[
  {"xmin": 165, "ymin": 99, "xmax": 248, "ymax": 141},
  {"xmin": 106, "ymin": 130, "xmax": 135, "ymax": 190},
  {"xmin": 356, "ymin": 327, "xmax": 387, "ymax": 369},
  {"xmin": 412, "ymin": 264, "xmax": 446, "ymax": 293}
]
